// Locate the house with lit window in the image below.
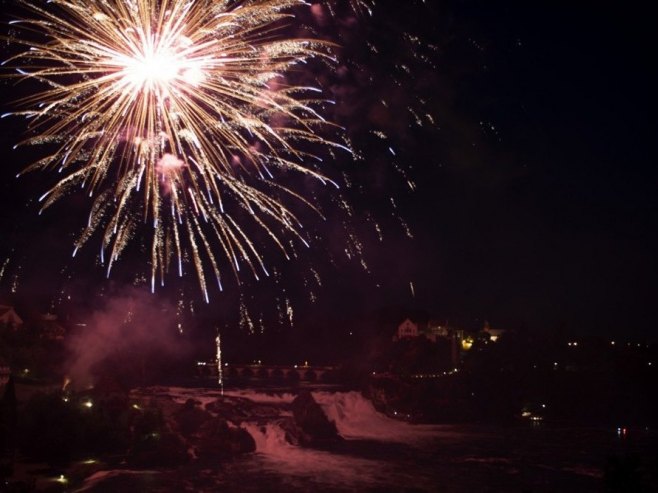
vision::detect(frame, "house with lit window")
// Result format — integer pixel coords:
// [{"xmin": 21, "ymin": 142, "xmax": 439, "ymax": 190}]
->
[
  {"xmin": 425, "ymin": 320, "xmax": 465, "ymax": 343},
  {"xmin": 394, "ymin": 318, "xmax": 419, "ymax": 341}
]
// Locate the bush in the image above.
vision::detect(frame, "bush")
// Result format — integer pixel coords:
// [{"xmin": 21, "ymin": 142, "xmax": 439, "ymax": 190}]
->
[{"xmin": 18, "ymin": 391, "xmax": 134, "ymax": 465}]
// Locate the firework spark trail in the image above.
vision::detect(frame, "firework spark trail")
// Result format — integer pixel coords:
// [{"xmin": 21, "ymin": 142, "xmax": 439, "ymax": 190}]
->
[
  {"xmin": 0, "ymin": 257, "xmax": 9, "ymax": 284},
  {"xmin": 215, "ymin": 332, "xmax": 224, "ymax": 393},
  {"xmin": 3, "ymin": 0, "xmax": 352, "ymax": 299},
  {"xmin": 324, "ymin": 0, "xmax": 373, "ymax": 18}
]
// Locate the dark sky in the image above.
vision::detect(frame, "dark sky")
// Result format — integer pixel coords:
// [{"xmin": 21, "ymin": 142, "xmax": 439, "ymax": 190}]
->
[
  {"xmin": 367, "ymin": 0, "xmax": 656, "ymax": 339},
  {"xmin": 0, "ymin": 0, "xmax": 656, "ymax": 342}
]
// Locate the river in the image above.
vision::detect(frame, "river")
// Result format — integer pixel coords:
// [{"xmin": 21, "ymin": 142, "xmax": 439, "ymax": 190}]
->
[{"xmin": 72, "ymin": 385, "xmax": 656, "ymax": 492}]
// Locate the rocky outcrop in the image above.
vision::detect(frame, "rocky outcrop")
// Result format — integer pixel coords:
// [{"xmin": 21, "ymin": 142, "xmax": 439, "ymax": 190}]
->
[
  {"xmin": 290, "ymin": 390, "xmax": 340, "ymax": 445},
  {"xmin": 129, "ymin": 389, "xmax": 340, "ymax": 463},
  {"xmin": 169, "ymin": 398, "xmax": 256, "ymax": 459},
  {"xmin": 366, "ymin": 376, "xmax": 412, "ymax": 416},
  {"xmin": 196, "ymin": 418, "xmax": 256, "ymax": 459},
  {"xmin": 173, "ymin": 398, "xmax": 211, "ymax": 436},
  {"xmin": 367, "ymin": 375, "xmax": 477, "ymax": 423},
  {"xmin": 128, "ymin": 431, "xmax": 189, "ymax": 468},
  {"xmin": 205, "ymin": 397, "xmax": 280, "ymax": 422}
]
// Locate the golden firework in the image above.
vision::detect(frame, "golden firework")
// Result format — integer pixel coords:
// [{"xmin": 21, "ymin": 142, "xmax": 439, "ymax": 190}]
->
[{"xmin": 3, "ymin": 0, "xmax": 350, "ymax": 301}]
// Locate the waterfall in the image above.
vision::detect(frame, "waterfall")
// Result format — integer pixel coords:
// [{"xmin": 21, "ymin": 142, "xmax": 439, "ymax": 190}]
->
[{"xmin": 313, "ymin": 390, "xmax": 436, "ymax": 443}]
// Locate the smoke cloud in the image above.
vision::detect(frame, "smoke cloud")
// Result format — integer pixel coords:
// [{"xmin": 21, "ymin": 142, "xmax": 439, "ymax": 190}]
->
[{"xmin": 66, "ymin": 287, "xmax": 191, "ymax": 389}]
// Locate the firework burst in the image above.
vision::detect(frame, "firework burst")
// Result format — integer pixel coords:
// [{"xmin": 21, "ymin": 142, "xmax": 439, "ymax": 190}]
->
[{"xmin": 3, "ymin": 0, "xmax": 350, "ymax": 301}]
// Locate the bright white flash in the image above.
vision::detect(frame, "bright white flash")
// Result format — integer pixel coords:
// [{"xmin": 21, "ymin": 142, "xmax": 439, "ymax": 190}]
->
[{"xmin": 117, "ymin": 35, "xmax": 205, "ymax": 93}]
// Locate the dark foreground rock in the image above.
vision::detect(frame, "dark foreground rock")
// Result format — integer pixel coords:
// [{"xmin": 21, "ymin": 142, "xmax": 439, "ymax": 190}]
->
[
  {"xmin": 196, "ymin": 417, "xmax": 256, "ymax": 459},
  {"xmin": 367, "ymin": 376, "xmax": 477, "ymax": 423},
  {"xmin": 173, "ymin": 398, "xmax": 211, "ymax": 436},
  {"xmin": 169, "ymin": 398, "xmax": 256, "ymax": 459},
  {"xmin": 291, "ymin": 390, "xmax": 340, "ymax": 445},
  {"xmin": 128, "ymin": 431, "xmax": 189, "ymax": 468},
  {"xmin": 206, "ymin": 397, "xmax": 280, "ymax": 421}
]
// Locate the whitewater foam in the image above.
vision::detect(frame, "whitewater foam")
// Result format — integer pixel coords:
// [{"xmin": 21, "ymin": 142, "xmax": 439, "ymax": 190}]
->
[
  {"xmin": 312, "ymin": 390, "xmax": 441, "ymax": 443},
  {"xmin": 241, "ymin": 421, "xmax": 383, "ymax": 487},
  {"xmin": 223, "ymin": 389, "xmax": 296, "ymax": 404}
]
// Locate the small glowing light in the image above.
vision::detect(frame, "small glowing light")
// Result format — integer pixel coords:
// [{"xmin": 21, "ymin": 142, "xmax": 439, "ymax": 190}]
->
[
  {"xmin": 83, "ymin": 400, "xmax": 93, "ymax": 408},
  {"xmin": 616, "ymin": 427, "xmax": 628, "ymax": 438}
]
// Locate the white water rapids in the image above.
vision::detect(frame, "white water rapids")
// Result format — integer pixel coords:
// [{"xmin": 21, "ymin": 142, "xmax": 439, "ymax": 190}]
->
[{"xmin": 72, "ymin": 386, "xmax": 625, "ymax": 492}]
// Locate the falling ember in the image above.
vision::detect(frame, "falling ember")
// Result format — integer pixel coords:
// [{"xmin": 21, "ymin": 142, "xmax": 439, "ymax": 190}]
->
[
  {"xmin": 0, "ymin": 257, "xmax": 8, "ymax": 283},
  {"xmin": 239, "ymin": 296, "xmax": 255, "ymax": 333},
  {"xmin": 11, "ymin": 266, "xmax": 21, "ymax": 294},
  {"xmin": 285, "ymin": 297, "xmax": 294, "ymax": 327},
  {"xmin": 3, "ymin": 0, "xmax": 350, "ymax": 299},
  {"xmin": 215, "ymin": 332, "xmax": 224, "ymax": 395}
]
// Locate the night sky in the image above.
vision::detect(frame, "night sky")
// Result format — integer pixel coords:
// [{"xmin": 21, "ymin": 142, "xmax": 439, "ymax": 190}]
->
[{"xmin": 0, "ymin": 0, "xmax": 656, "ymax": 344}]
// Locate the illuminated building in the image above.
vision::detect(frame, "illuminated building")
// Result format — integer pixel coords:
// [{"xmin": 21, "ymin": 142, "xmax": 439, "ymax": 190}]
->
[{"xmin": 393, "ymin": 318, "xmax": 420, "ymax": 341}]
